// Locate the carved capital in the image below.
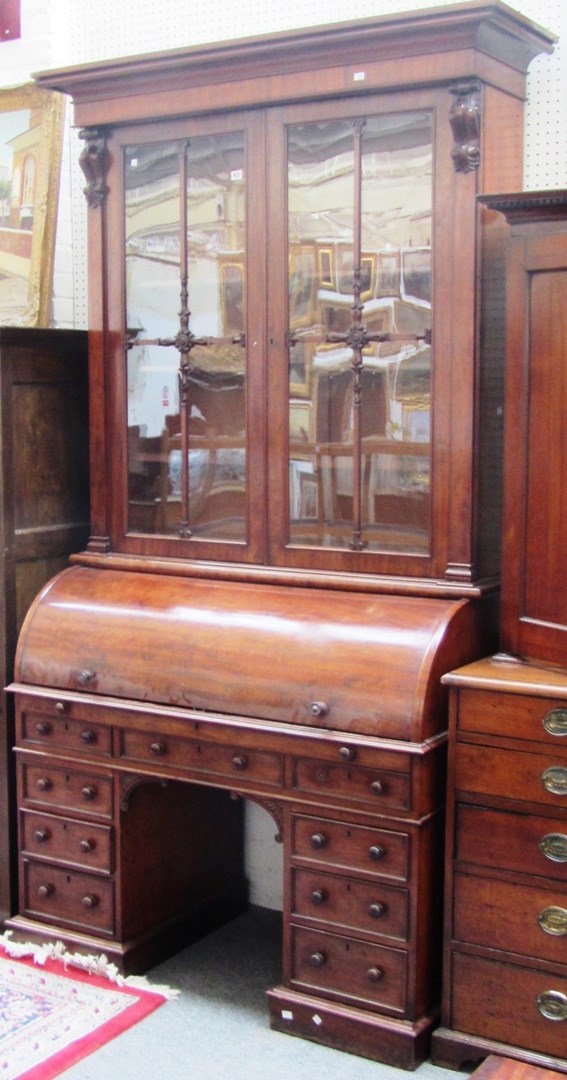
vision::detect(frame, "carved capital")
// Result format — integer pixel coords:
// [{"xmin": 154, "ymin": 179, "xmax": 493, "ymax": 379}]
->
[
  {"xmin": 449, "ymin": 82, "xmax": 481, "ymax": 173},
  {"xmin": 78, "ymin": 127, "xmax": 109, "ymax": 207}
]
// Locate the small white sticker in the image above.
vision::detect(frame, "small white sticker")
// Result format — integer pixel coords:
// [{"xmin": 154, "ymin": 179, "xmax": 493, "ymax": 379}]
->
[
  {"xmin": 231, "ymin": 169, "xmax": 243, "ymax": 181},
  {"xmin": 130, "ymin": 158, "xmax": 138, "ymax": 168},
  {"xmin": 353, "ymin": 71, "xmax": 366, "ymax": 82},
  {"xmin": 281, "ymin": 1010, "xmax": 293, "ymax": 1021},
  {"xmin": 312, "ymin": 1014, "xmax": 323, "ymax": 1027}
]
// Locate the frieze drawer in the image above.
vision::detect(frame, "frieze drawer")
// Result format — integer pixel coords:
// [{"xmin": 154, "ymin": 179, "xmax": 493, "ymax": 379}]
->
[
  {"xmin": 451, "ymin": 951, "xmax": 567, "ymax": 1059},
  {"xmin": 457, "ymin": 689, "xmax": 567, "ymax": 744},
  {"xmin": 456, "ymin": 805, "xmax": 567, "ymax": 882},
  {"xmin": 291, "ymin": 867, "xmax": 409, "ymax": 941},
  {"xmin": 290, "ymin": 925, "xmax": 406, "ymax": 1013},
  {"xmin": 292, "ymin": 760, "xmax": 410, "ymax": 810},
  {"xmin": 20, "ymin": 809, "xmax": 113, "ymax": 873},
  {"xmin": 456, "ymin": 744, "xmax": 567, "ymax": 807},
  {"xmin": 119, "ymin": 729, "xmax": 283, "ymax": 786},
  {"xmin": 291, "ymin": 814, "xmax": 410, "ymax": 882},
  {"xmin": 23, "ymin": 860, "xmax": 114, "ymax": 934},
  {"xmin": 19, "ymin": 762, "xmax": 113, "ymax": 819},
  {"xmin": 19, "ymin": 707, "xmax": 112, "ymax": 757}
]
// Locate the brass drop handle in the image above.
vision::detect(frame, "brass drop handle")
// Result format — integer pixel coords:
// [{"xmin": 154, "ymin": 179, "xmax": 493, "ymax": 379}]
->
[
  {"xmin": 38, "ymin": 883, "xmax": 54, "ymax": 898},
  {"xmin": 369, "ymin": 901, "xmax": 387, "ymax": 919},
  {"xmin": 150, "ymin": 741, "xmax": 166, "ymax": 756},
  {"xmin": 370, "ymin": 780, "xmax": 384, "ymax": 795},
  {"xmin": 310, "ymin": 701, "xmax": 329, "ymax": 718},
  {"xmin": 81, "ymin": 894, "xmax": 99, "ymax": 909},
  {"xmin": 308, "ymin": 951, "xmax": 326, "ymax": 968},
  {"xmin": 310, "ymin": 888, "xmax": 328, "ymax": 906},
  {"xmin": 36, "ymin": 777, "xmax": 52, "ymax": 792},
  {"xmin": 35, "ymin": 722, "xmax": 51, "ymax": 736},
  {"xmin": 77, "ymin": 669, "xmax": 96, "ymax": 686},
  {"xmin": 536, "ymin": 990, "xmax": 567, "ymax": 1021},
  {"xmin": 541, "ymin": 766, "xmax": 567, "ymax": 795},
  {"xmin": 80, "ymin": 839, "xmax": 96, "ymax": 853},
  {"xmin": 35, "ymin": 829, "xmax": 51, "ymax": 843},
  {"xmin": 80, "ymin": 730, "xmax": 97, "ymax": 745},
  {"xmin": 310, "ymin": 833, "xmax": 327, "ymax": 850},
  {"xmin": 339, "ymin": 746, "xmax": 356, "ymax": 762},
  {"xmin": 81, "ymin": 785, "xmax": 97, "ymax": 801},
  {"xmin": 367, "ymin": 966, "xmax": 384, "ymax": 983},
  {"xmin": 232, "ymin": 755, "xmax": 248, "ymax": 770},
  {"xmin": 369, "ymin": 845, "xmax": 385, "ymax": 861}
]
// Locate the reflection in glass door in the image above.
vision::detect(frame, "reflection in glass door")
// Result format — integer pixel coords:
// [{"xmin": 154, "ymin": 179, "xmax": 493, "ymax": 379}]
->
[
  {"xmin": 287, "ymin": 112, "xmax": 433, "ymax": 554},
  {"xmin": 124, "ymin": 132, "xmax": 247, "ymax": 542}
]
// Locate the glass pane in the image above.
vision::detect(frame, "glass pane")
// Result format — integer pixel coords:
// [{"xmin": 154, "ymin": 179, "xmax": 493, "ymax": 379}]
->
[
  {"xmin": 125, "ymin": 133, "xmax": 247, "ymax": 541},
  {"xmin": 287, "ymin": 112, "xmax": 432, "ymax": 554}
]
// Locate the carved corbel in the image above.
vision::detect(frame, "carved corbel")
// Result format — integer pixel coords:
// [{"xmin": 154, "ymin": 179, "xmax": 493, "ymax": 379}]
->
[
  {"xmin": 449, "ymin": 82, "xmax": 481, "ymax": 173},
  {"xmin": 78, "ymin": 127, "xmax": 109, "ymax": 207}
]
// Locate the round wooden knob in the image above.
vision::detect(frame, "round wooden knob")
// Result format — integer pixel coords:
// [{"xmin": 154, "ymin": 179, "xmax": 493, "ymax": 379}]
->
[
  {"xmin": 308, "ymin": 951, "xmax": 326, "ymax": 968},
  {"xmin": 77, "ymin": 669, "xmax": 96, "ymax": 686},
  {"xmin": 232, "ymin": 755, "xmax": 248, "ymax": 770},
  {"xmin": 55, "ymin": 701, "xmax": 69, "ymax": 714},
  {"xmin": 310, "ymin": 701, "xmax": 329, "ymax": 718},
  {"xmin": 38, "ymin": 883, "xmax": 54, "ymax": 898},
  {"xmin": 34, "ymin": 829, "xmax": 50, "ymax": 843},
  {"xmin": 370, "ymin": 780, "xmax": 384, "ymax": 795},
  {"xmin": 81, "ymin": 894, "xmax": 99, "ymax": 909},
  {"xmin": 36, "ymin": 777, "xmax": 52, "ymax": 792},
  {"xmin": 369, "ymin": 902, "xmax": 386, "ymax": 919},
  {"xmin": 81, "ymin": 785, "xmax": 97, "ymax": 801},
  {"xmin": 367, "ymin": 966, "xmax": 384, "ymax": 983},
  {"xmin": 369, "ymin": 845, "xmax": 385, "ymax": 861},
  {"xmin": 310, "ymin": 833, "xmax": 327, "ymax": 850},
  {"xmin": 80, "ymin": 729, "xmax": 97, "ymax": 744},
  {"xmin": 35, "ymin": 722, "xmax": 51, "ymax": 736},
  {"xmin": 79, "ymin": 839, "xmax": 95, "ymax": 853},
  {"xmin": 339, "ymin": 746, "xmax": 356, "ymax": 762},
  {"xmin": 310, "ymin": 888, "xmax": 328, "ymax": 906},
  {"xmin": 150, "ymin": 741, "xmax": 166, "ymax": 756}
]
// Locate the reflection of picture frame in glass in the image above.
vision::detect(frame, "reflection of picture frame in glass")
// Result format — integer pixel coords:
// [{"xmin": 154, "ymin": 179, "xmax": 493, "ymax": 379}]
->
[
  {"xmin": 299, "ymin": 473, "xmax": 318, "ymax": 520},
  {"xmin": 377, "ymin": 250, "xmax": 401, "ymax": 298},
  {"xmin": 0, "ymin": 84, "xmax": 64, "ymax": 326},
  {"xmin": 337, "ymin": 248, "xmax": 375, "ymax": 300},
  {"xmin": 289, "ymin": 398, "xmax": 312, "ymax": 442},
  {"xmin": 219, "ymin": 258, "xmax": 245, "ymax": 336},
  {"xmin": 400, "ymin": 246, "xmax": 431, "ymax": 305},
  {"xmin": 289, "ymin": 340, "xmax": 313, "ymax": 399},
  {"xmin": 360, "ymin": 255, "xmax": 375, "ymax": 301},
  {"xmin": 289, "ymin": 244, "xmax": 316, "ymax": 327},
  {"xmin": 318, "ymin": 246, "xmax": 334, "ymax": 289}
]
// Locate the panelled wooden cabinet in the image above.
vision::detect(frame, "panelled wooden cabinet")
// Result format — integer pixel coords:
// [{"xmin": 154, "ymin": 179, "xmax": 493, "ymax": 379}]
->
[
  {"xmin": 431, "ymin": 194, "xmax": 567, "ymax": 1073},
  {"xmin": 6, "ymin": 6, "xmax": 556, "ymax": 1070},
  {"xmin": 0, "ymin": 328, "xmax": 89, "ymax": 922}
]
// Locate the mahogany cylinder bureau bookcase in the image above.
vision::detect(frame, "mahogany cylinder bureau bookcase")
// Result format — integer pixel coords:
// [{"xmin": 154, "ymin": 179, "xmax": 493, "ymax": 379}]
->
[
  {"xmin": 6, "ymin": 6, "xmax": 556, "ymax": 1070},
  {"xmin": 431, "ymin": 194, "xmax": 567, "ymax": 1073}
]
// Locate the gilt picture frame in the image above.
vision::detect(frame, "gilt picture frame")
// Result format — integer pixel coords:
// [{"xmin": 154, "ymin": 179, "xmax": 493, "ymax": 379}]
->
[{"xmin": 0, "ymin": 83, "xmax": 64, "ymax": 326}]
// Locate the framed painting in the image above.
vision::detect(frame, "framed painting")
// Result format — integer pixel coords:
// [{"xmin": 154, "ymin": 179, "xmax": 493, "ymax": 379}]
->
[{"xmin": 0, "ymin": 83, "xmax": 64, "ymax": 326}]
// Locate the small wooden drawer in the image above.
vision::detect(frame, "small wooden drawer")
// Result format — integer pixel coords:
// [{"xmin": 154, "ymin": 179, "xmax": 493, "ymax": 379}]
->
[
  {"xmin": 22, "ymin": 860, "xmax": 114, "ymax": 934},
  {"xmin": 290, "ymin": 925, "xmax": 406, "ymax": 1013},
  {"xmin": 19, "ymin": 761, "xmax": 113, "ymax": 819},
  {"xmin": 458, "ymin": 689, "xmax": 567, "ymax": 746},
  {"xmin": 451, "ymin": 951, "xmax": 567, "ymax": 1059},
  {"xmin": 291, "ymin": 814, "xmax": 410, "ymax": 882},
  {"xmin": 456, "ymin": 804, "xmax": 567, "ymax": 882},
  {"xmin": 456, "ymin": 743, "xmax": 567, "ymax": 808},
  {"xmin": 291, "ymin": 867, "xmax": 409, "ymax": 941},
  {"xmin": 292, "ymin": 759, "xmax": 410, "ymax": 811},
  {"xmin": 19, "ymin": 705, "xmax": 111, "ymax": 756},
  {"xmin": 119, "ymin": 729, "xmax": 283, "ymax": 786},
  {"xmin": 20, "ymin": 809, "xmax": 113, "ymax": 873},
  {"xmin": 453, "ymin": 870, "xmax": 567, "ymax": 964}
]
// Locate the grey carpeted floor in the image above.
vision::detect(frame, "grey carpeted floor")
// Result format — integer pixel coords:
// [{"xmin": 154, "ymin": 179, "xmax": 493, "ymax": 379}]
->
[{"xmin": 59, "ymin": 906, "xmax": 465, "ymax": 1080}]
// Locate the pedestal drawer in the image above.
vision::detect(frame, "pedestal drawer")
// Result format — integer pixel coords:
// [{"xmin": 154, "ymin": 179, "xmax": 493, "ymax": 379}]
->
[
  {"xmin": 291, "ymin": 815, "xmax": 410, "ymax": 881},
  {"xmin": 120, "ymin": 729, "xmax": 283, "ymax": 786},
  {"xmin": 453, "ymin": 871, "xmax": 567, "ymax": 964},
  {"xmin": 290, "ymin": 925, "xmax": 406, "ymax": 1013},
  {"xmin": 22, "ymin": 860, "xmax": 114, "ymax": 934},
  {"xmin": 21, "ymin": 809, "xmax": 113, "ymax": 873},
  {"xmin": 456, "ymin": 805, "xmax": 567, "ymax": 882},
  {"xmin": 451, "ymin": 951, "xmax": 567, "ymax": 1059},
  {"xmin": 19, "ymin": 762, "xmax": 113, "ymax": 819},
  {"xmin": 291, "ymin": 868, "xmax": 409, "ymax": 941},
  {"xmin": 292, "ymin": 760, "xmax": 410, "ymax": 810}
]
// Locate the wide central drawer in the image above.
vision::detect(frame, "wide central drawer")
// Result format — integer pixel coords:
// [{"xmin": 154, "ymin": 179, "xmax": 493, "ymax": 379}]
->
[{"xmin": 119, "ymin": 728, "xmax": 283, "ymax": 786}]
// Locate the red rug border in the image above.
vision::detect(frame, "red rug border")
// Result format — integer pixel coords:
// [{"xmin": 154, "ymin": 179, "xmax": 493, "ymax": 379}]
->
[{"xmin": 0, "ymin": 948, "xmax": 168, "ymax": 1080}]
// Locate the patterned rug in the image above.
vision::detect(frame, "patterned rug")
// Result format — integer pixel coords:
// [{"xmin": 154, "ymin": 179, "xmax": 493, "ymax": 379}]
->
[{"xmin": 0, "ymin": 934, "xmax": 175, "ymax": 1079}]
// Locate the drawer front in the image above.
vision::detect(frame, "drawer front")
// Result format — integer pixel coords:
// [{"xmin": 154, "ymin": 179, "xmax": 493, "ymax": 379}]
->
[
  {"xmin": 290, "ymin": 926, "xmax": 406, "ymax": 1012},
  {"xmin": 20, "ymin": 810, "xmax": 113, "ymax": 873},
  {"xmin": 451, "ymin": 951, "xmax": 567, "ymax": 1059},
  {"xmin": 19, "ymin": 704, "xmax": 111, "ymax": 757},
  {"xmin": 23, "ymin": 860, "xmax": 114, "ymax": 934},
  {"xmin": 453, "ymin": 871, "xmax": 567, "ymax": 965},
  {"xmin": 292, "ymin": 815, "xmax": 410, "ymax": 882},
  {"xmin": 120, "ymin": 729, "xmax": 283, "ymax": 786},
  {"xmin": 292, "ymin": 759, "xmax": 410, "ymax": 811},
  {"xmin": 458, "ymin": 689, "xmax": 567, "ymax": 746},
  {"xmin": 456, "ymin": 743, "xmax": 567, "ymax": 808},
  {"xmin": 291, "ymin": 868, "xmax": 409, "ymax": 941},
  {"xmin": 19, "ymin": 762, "xmax": 113, "ymax": 819},
  {"xmin": 456, "ymin": 805, "xmax": 567, "ymax": 882}
]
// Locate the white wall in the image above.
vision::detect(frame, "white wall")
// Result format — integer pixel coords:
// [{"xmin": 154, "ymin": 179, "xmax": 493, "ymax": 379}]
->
[{"xmin": 1, "ymin": 0, "xmax": 566, "ymax": 907}]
